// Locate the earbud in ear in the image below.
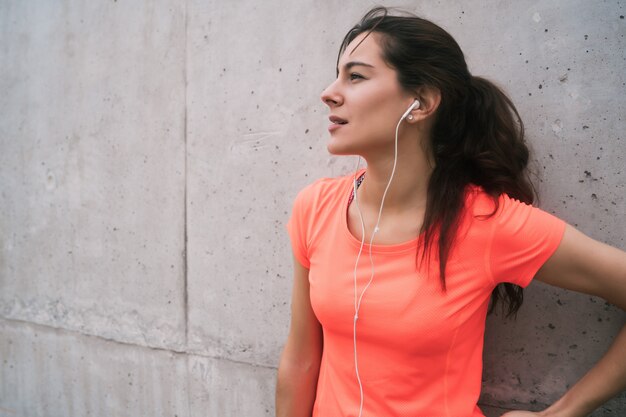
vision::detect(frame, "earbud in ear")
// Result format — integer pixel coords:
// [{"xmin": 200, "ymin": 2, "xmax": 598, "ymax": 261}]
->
[{"xmin": 400, "ymin": 99, "xmax": 420, "ymax": 121}]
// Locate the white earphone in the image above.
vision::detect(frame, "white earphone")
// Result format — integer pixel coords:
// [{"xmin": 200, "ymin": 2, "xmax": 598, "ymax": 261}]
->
[
  {"xmin": 401, "ymin": 99, "xmax": 420, "ymax": 121},
  {"xmin": 351, "ymin": 98, "xmax": 421, "ymax": 417}
]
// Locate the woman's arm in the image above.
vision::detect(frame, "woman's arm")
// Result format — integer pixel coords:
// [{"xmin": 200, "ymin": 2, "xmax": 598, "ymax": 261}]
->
[
  {"xmin": 275, "ymin": 255, "xmax": 323, "ymax": 417},
  {"xmin": 504, "ymin": 224, "xmax": 626, "ymax": 417}
]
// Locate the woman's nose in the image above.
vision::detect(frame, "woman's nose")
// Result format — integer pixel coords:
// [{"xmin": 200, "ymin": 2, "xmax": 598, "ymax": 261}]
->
[{"xmin": 320, "ymin": 80, "xmax": 342, "ymax": 107}]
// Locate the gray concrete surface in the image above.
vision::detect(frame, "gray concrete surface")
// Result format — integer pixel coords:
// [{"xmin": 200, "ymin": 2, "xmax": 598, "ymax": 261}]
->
[
  {"xmin": 1, "ymin": 0, "xmax": 625, "ymax": 416},
  {"xmin": 0, "ymin": 0, "xmax": 187, "ymax": 351}
]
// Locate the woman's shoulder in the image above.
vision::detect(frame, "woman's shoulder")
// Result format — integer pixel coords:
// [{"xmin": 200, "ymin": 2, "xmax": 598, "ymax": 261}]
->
[
  {"xmin": 293, "ymin": 170, "xmax": 360, "ymax": 207},
  {"xmin": 464, "ymin": 184, "xmax": 564, "ymax": 236},
  {"xmin": 464, "ymin": 184, "xmax": 536, "ymax": 219}
]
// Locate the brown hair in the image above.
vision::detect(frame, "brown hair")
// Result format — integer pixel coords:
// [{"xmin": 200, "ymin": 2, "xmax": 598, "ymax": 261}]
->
[{"xmin": 340, "ymin": 7, "xmax": 535, "ymax": 317}]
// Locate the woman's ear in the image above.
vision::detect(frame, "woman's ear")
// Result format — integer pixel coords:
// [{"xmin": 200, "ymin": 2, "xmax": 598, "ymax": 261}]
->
[{"xmin": 407, "ymin": 86, "xmax": 441, "ymax": 122}]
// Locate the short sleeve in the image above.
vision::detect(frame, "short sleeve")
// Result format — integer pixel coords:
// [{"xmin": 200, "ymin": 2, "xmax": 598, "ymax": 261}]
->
[
  {"xmin": 488, "ymin": 194, "xmax": 566, "ymax": 287},
  {"xmin": 286, "ymin": 186, "xmax": 312, "ymax": 269}
]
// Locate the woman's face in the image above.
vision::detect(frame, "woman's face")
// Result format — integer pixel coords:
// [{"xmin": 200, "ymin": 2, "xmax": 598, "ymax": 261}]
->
[{"xmin": 320, "ymin": 32, "xmax": 415, "ymax": 157}]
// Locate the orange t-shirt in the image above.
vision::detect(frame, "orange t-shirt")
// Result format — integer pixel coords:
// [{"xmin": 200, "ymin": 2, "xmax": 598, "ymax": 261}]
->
[{"xmin": 287, "ymin": 171, "xmax": 565, "ymax": 417}]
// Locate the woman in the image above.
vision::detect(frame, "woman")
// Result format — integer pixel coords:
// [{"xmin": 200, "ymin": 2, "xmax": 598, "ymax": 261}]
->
[{"xmin": 276, "ymin": 7, "xmax": 626, "ymax": 417}]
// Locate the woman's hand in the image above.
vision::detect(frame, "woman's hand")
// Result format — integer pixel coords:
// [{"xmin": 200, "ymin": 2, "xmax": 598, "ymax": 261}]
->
[
  {"xmin": 500, "ymin": 412, "xmax": 544, "ymax": 417},
  {"xmin": 529, "ymin": 224, "xmax": 626, "ymax": 417}
]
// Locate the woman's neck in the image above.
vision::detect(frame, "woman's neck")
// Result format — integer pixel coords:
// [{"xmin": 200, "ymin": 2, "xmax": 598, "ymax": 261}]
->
[{"xmin": 358, "ymin": 147, "xmax": 433, "ymax": 214}]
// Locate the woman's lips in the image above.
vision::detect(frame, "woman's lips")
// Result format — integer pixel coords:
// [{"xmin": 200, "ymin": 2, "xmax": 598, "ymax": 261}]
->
[
  {"xmin": 328, "ymin": 115, "xmax": 348, "ymax": 132},
  {"xmin": 328, "ymin": 123, "xmax": 344, "ymax": 132}
]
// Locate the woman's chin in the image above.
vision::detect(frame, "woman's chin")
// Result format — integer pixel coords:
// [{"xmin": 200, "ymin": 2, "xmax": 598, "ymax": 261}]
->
[{"xmin": 326, "ymin": 140, "xmax": 354, "ymax": 156}]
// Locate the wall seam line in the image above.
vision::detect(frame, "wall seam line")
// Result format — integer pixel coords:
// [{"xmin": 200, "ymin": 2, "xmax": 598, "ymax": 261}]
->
[
  {"xmin": 183, "ymin": 2, "xmax": 191, "ymax": 416},
  {"xmin": 183, "ymin": 0, "xmax": 189, "ymax": 350},
  {"xmin": 0, "ymin": 316, "xmax": 276, "ymax": 370}
]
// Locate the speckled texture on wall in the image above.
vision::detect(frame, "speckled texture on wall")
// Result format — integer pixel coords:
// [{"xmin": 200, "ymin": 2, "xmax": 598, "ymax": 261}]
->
[
  {"xmin": 0, "ymin": 0, "xmax": 187, "ymax": 351},
  {"xmin": 0, "ymin": 0, "xmax": 624, "ymax": 416}
]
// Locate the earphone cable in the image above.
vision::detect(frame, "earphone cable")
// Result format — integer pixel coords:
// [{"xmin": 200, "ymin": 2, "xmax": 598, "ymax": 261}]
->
[
  {"xmin": 353, "ymin": 114, "xmax": 405, "ymax": 417},
  {"xmin": 352, "ymin": 156, "xmax": 367, "ymax": 417}
]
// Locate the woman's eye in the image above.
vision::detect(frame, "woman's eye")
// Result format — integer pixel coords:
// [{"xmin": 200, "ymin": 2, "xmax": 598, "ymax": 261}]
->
[{"xmin": 349, "ymin": 73, "xmax": 364, "ymax": 81}]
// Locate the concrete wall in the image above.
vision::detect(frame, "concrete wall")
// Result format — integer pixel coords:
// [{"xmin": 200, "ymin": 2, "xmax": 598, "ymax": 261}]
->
[{"xmin": 0, "ymin": 0, "xmax": 624, "ymax": 416}]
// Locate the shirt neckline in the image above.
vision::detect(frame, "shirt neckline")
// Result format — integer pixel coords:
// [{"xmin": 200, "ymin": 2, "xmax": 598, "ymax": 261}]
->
[{"xmin": 342, "ymin": 169, "xmax": 421, "ymax": 254}]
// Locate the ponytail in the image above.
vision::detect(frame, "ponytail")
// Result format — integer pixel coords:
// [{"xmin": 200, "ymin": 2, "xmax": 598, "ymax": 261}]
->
[
  {"xmin": 464, "ymin": 76, "xmax": 534, "ymax": 203},
  {"xmin": 418, "ymin": 75, "xmax": 535, "ymax": 317},
  {"xmin": 468, "ymin": 76, "xmax": 535, "ymax": 316}
]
